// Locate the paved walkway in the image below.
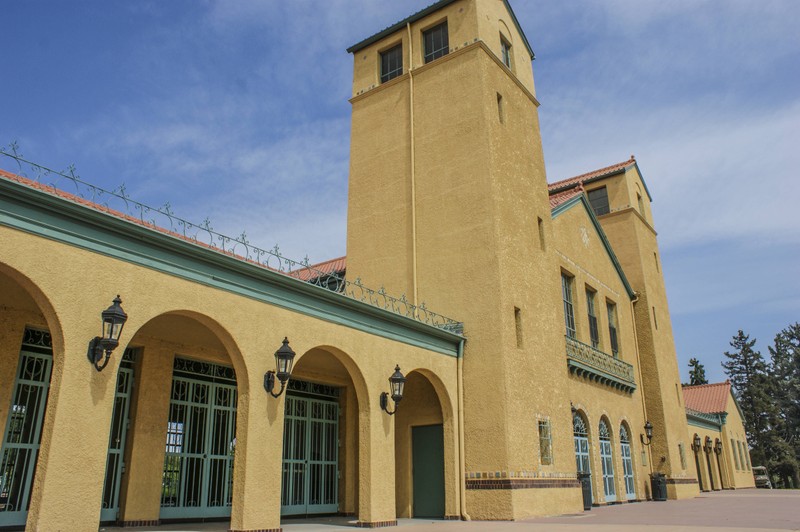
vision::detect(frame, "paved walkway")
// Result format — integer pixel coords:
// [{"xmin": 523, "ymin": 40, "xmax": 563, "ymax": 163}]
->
[{"xmin": 102, "ymin": 489, "xmax": 800, "ymax": 532}]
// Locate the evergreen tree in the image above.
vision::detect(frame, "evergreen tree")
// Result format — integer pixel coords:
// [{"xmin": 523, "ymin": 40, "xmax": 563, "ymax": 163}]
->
[
  {"xmin": 722, "ymin": 330, "xmax": 775, "ymax": 467},
  {"xmin": 687, "ymin": 357, "xmax": 708, "ymax": 385},
  {"xmin": 768, "ymin": 323, "xmax": 800, "ymax": 487}
]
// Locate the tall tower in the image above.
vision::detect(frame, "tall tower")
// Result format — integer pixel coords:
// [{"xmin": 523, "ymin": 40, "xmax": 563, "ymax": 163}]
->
[
  {"xmin": 580, "ymin": 162, "xmax": 698, "ymax": 497},
  {"xmin": 346, "ymin": 0, "xmax": 581, "ymax": 518}
]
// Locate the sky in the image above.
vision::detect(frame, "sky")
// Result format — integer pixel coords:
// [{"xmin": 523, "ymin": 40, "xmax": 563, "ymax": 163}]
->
[{"xmin": 1, "ymin": 0, "xmax": 798, "ymax": 384}]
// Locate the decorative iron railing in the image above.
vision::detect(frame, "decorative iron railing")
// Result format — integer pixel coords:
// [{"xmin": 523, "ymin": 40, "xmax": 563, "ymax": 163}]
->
[
  {"xmin": 565, "ymin": 336, "xmax": 636, "ymax": 393},
  {"xmin": 0, "ymin": 143, "xmax": 463, "ymax": 335}
]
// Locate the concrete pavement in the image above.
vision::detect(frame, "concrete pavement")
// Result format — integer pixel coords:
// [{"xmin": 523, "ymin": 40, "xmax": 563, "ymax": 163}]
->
[{"xmin": 101, "ymin": 489, "xmax": 800, "ymax": 532}]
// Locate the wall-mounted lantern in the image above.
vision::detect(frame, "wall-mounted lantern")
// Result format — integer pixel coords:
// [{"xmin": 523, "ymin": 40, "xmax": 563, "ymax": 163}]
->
[
  {"xmin": 380, "ymin": 365, "xmax": 406, "ymax": 415},
  {"xmin": 692, "ymin": 434, "xmax": 702, "ymax": 452},
  {"xmin": 704, "ymin": 436, "xmax": 713, "ymax": 454},
  {"xmin": 640, "ymin": 420, "xmax": 654, "ymax": 446},
  {"xmin": 87, "ymin": 295, "xmax": 128, "ymax": 372},
  {"xmin": 714, "ymin": 439, "xmax": 723, "ymax": 455},
  {"xmin": 264, "ymin": 337, "xmax": 296, "ymax": 398}
]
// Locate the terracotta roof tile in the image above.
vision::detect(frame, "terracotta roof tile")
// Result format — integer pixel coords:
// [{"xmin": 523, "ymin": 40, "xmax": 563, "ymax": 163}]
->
[
  {"xmin": 682, "ymin": 381, "xmax": 731, "ymax": 414},
  {"xmin": 549, "ymin": 187, "xmax": 583, "ymax": 209},
  {"xmin": 290, "ymin": 256, "xmax": 346, "ymax": 281},
  {"xmin": 548, "ymin": 156, "xmax": 636, "ymax": 193}
]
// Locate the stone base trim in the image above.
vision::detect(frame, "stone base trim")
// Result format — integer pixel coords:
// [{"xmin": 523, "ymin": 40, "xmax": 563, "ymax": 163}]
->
[
  {"xmin": 120, "ymin": 520, "xmax": 161, "ymax": 527},
  {"xmin": 466, "ymin": 478, "xmax": 580, "ymax": 490},
  {"xmin": 228, "ymin": 529, "xmax": 281, "ymax": 532},
  {"xmin": 444, "ymin": 515, "xmax": 462, "ymax": 520},
  {"xmin": 665, "ymin": 477, "xmax": 699, "ymax": 485},
  {"xmin": 356, "ymin": 520, "xmax": 397, "ymax": 528}
]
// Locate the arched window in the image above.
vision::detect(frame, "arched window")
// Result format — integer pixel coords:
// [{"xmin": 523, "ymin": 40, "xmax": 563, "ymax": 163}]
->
[
  {"xmin": 619, "ymin": 424, "xmax": 635, "ymax": 499},
  {"xmin": 573, "ymin": 413, "xmax": 591, "ymax": 476},
  {"xmin": 599, "ymin": 419, "xmax": 616, "ymax": 502}
]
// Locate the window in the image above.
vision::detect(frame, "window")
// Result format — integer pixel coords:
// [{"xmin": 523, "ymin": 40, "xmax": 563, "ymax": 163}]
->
[
  {"xmin": 537, "ymin": 217, "xmax": 545, "ymax": 250},
  {"xmin": 607, "ymin": 301, "xmax": 619, "ymax": 357},
  {"xmin": 380, "ymin": 44, "xmax": 403, "ymax": 83},
  {"xmin": 561, "ymin": 273, "xmax": 576, "ymax": 338},
  {"xmin": 586, "ymin": 288, "xmax": 599, "ymax": 348},
  {"xmin": 538, "ymin": 420, "xmax": 553, "ymax": 465},
  {"xmin": 514, "ymin": 307, "xmax": 523, "ymax": 348},
  {"xmin": 573, "ymin": 414, "xmax": 591, "ymax": 475},
  {"xmin": 587, "ymin": 186, "xmax": 610, "ymax": 216},
  {"xmin": 637, "ymin": 192, "xmax": 645, "ymax": 215},
  {"xmin": 496, "ymin": 93, "xmax": 504, "ymax": 123},
  {"xmin": 744, "ymin": 443, "xmax": 751, "ymax": 470},
  {"xmin": 500, "ymin": 35, "xmax": 512, "ymax": 68},
  {"xmin": 652, "ymin": 306, "xmax": 658, "ymax": 329},
  {"xmin": 620, "ymin": 425, "xmax": 636, "ymax": 499},
  {"xmin": 599, "ymin": 419, "xmax": 616, "ymax": 502},
  {"xmin": 733, "ymin": 440, "xmax": 741, "ymax": 469},
  {"xmin": 423, "ymin": 21, "xmax": 449, "ymax": 63}
]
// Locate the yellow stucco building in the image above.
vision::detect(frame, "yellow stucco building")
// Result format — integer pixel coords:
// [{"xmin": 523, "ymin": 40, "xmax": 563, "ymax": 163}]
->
[
  {"xmin": 0, "ymin": 0, "xmax": 755, "ymax": 530},
  {"xmin": 682, "ymin": 381, "xmax": 756, "ymax": 492}
]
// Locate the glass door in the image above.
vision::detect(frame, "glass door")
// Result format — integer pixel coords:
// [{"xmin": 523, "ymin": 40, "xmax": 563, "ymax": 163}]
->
[
  {"xmin": 599, "ymin": 420, "xmax": 616, "ymax": 502},
  {"xmin": 619, "ymin": 425, "xmax": 635, "ymax": 500}
]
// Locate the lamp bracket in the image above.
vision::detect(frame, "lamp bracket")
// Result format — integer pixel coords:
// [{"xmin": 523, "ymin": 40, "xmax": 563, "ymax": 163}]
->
[
  {"xmin": 640, "ymin": 434, "xmax": 653, "ymax": 446},
  {"xmin": 264, "ymin": 370, "xmax": 287, "ymax": 398},
  {"xmin": 380, "ymin": 392, "xmax": 397, "ymax": 415},
  {"xmin": 87, "ymin": 337, "xmax": 112, "ymax": 372}
]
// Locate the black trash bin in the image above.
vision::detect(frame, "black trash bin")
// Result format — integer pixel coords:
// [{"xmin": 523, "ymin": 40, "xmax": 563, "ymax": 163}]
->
[
  {"xmin": 650, "ymin": 472, "xmax": 667, "ymax": 501},
  {"xmin": 577, "ymin": 472, "xmax": 593, "ymax": 510}
]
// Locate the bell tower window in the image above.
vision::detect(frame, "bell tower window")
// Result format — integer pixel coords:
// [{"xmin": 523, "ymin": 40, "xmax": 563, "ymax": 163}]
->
[
  {"xmin": 380, "ymin": 44, "xmax": 403, "ymax": 83},
  {"xmin": 423, "ymin": 21, "xmax": 449, "ymax": 63}
]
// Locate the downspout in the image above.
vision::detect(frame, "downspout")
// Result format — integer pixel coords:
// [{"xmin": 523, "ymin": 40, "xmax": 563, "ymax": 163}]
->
[
  {"xmin": 407, "ymin": 22, "xmax": 419, "ymax": 306},
  {"xmin": 457, "ymin": 338, "xmax": 470, "ymax": 520},
  {"xmin": 630, "ymin": 292, "xmax": 655, "ymax": 484}
]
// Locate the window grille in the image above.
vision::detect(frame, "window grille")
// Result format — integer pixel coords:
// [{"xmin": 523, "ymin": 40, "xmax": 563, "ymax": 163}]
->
[
  {"xmin": 423, "ymin": 21, "xmax": 449, "ymax": 63},
  {"xmin": 380, "ymin": 44, "xmax": 403, "ymax": 83},
  {"xmin": 538, "ymin": 420, "xmax": 552, "ymax": 465}
]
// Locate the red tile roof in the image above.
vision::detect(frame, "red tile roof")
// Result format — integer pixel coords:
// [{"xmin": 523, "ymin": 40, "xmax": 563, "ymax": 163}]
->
[
  {"xmin": 290, "ymin": 256, "xmax": 346, "ymax": 281},
  {"xmin": 682, "ymin": 381, "xmax": 732, "ymax": 414},
  {"xmin": 549, "ymin": 187, "xmax": 583, "ymax": 209},
  {"xmin": 548, "ymin": 156, "xmax": 636, "ymax": 193}
]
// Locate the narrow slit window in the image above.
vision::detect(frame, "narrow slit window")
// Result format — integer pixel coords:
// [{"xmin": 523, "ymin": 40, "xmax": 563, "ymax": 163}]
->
[
  {"xmin": 586, "ymin": 288, "xmax": 599, "ymax": 349},
  {"xmin": 652, "ymin": 306, "xmax": 658, "ymax": 329},
  {"xmin": 497, "ymin": 93, "xmax": 504, "ymax": 123},
  {"xmin": 562, "ymin": 274, "xmax": 576, "ymax": 338},
  {"xmin": 537, "ymin": 217, "xmax": 545, "ymax": 250},
  {"xmin": 538, "ymin": 420, "xmax": 553, "ymax": 465},
  {"xmin": 500, "ymin": 35, "xmax": 512, "ymax": 69},
  {"xmin": 607, "ymin": 301, "xmax": 619, "ymax": 357},
  {"xmin": 654, "ymin": 252, "xmax": 659, "ymax": 272},
  {"xmin": 514, "ymin": 307, "xmax": 523, "ymax": 348}
]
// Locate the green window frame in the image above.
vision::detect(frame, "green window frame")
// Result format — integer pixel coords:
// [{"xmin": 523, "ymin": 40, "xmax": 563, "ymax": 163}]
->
[
  {"xmin": 562, "ymin": 273, "xmax": 576, "ymax": 338},
  {"xmin": 380, "ymin": 44, "xmax": 403, "ymax": 83},
  {"xmin": 586, "ymin": 288, "xmax": 599, "ymax": 349},
  {"xmin": 423, "ymin": 21, "xmax": 449, "ymax": 63}
]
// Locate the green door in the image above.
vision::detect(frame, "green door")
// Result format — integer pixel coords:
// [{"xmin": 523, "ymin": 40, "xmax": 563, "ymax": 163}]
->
[{"xmin": 412, "ymin": 424, "xmax": 444, "ymax": 518}]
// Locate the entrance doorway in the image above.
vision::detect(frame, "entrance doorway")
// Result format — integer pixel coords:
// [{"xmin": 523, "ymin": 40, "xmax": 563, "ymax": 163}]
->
[
  {"xmin": 0, "ymin": 329, "xmax": 52, "ymax": 528},
  {"xmin": 160, "ymin": 357, "xmax": 237, "ymax": 520},
  {"xmin": 281, "ymin": 381, "xmax": 339, "ymax": 516},
  {"xmin": 412, "ymin": 424, "xmax": 444, "ymax": 517}
]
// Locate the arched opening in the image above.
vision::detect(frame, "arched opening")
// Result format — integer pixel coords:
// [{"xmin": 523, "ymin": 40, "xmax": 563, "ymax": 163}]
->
[
  {"xmin": 598, "ymin": 417, "xmax": 616, "ymax": 503},
  {"xmin": 283, "ymin": 346, "xmax": 367, "ymax": 520},
  {"xmin": 0, "ymin": 265, "xmax": 62, "ymax": 528},
  {"xmin": 619, "ymin": 422, "xmax": 636, "ymax": 500},
  {"xmin": 111, "ymin": 311, "xmax": 246, "ymax": 525},
  {"xmin": 573, "ymin": 410, "xmax": 592, "ymax": 508},
  {"xmin": 393, "ymin": 369, "xmax": 453, "ymax": 519}
]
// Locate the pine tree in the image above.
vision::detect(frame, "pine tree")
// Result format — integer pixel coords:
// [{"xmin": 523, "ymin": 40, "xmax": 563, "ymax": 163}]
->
[
  {"xmin": 722, "ymin": 330, "xmax": 774, "ymax": 467},
  {"xmin": 687, "ymin": 357, "xmax": 708, "ymax": 385},
  {"xmin": 768, "ymin": 323, "xmax": 800, "ymax": 487}
]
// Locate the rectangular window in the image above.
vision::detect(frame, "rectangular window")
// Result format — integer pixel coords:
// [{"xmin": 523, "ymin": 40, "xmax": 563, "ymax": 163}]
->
[
  {"xmin": 500, "ymin": 36, "xmax": 512, "ymax": 68},
  {"xmin": 652, "ymin": 306, "xmax": 658, "ymax": 329},
  {"xmin": 586, "ymin": 288, "xmax": 599, "ymax": 348},
  {"xmin": 423, "ymin": 21, "xmax": 449, "ymax": 63},
  {"xmin": 561, "ymin": 273, "xmax": 576, "ymax": 338},
  {"xmin": 380, "ymin": 44, "xmax": 403, "ymax": 83},
  {"xmin": 537, "ymin": 217, "xmax": 545, "ymax": 250},
  {"xmin": 538, "ymin": 420, "xmax": 553, "ymax": 465},
  {"xmin": 514, "ymin": 307, "xmax": 523, "ymax": 348},
  {"xmin": 587, "ymin": 187, "xmax": 610, "ymax": 216},
  {"xmin": 733, "ymin": 440, "xmax": 740, "ymax": 469},
  {"xmin": 607, "ymin": 301, "xmax": 619, "ymax": 357},
  {"xmin": 496, "ymin": 93, "xmax": 504, "ymax": 123},
  {"xmin": 744, "ymin": 443, "xmax": 751, "ymax": 470}
]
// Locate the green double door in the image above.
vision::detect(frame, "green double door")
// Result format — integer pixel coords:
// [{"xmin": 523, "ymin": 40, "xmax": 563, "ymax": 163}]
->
[
  {"xmin": 412, "ymin": 424, "xmax": 445, "ymax": 518},
  {"xmin": 281, "ymin": 394, "xmax": 339, "ymax": 516}
]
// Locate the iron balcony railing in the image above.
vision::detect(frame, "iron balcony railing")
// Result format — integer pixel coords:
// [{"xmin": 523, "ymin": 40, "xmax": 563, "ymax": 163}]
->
[{"xmin": 565, "ymin": 336, "xmax": 636, "ymax": 393}]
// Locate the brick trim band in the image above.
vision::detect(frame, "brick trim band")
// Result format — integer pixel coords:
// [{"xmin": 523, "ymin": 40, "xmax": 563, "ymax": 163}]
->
[
  {"xmin": 356, "ymin": 520, "xmax": 398, "ymax": 528},
  {"xmin": 665, "ymin": 478, "xmax": 699, "ymax": 485},
  {"xmin": 227, "ymin": 529, "xmax": 281, "ymax": 532},
  {"xmin": 120, "ymin": 520, "xmax": 161, "ymax": 527},
  {"xmin": 466, "ymin": 478, "xmax": 580, "ymax": 490}
]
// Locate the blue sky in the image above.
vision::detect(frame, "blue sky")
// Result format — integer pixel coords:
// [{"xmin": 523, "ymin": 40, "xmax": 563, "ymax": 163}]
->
[{"xmin": 1, "ymin": 1, "xmax": 798, "ymax": 383}]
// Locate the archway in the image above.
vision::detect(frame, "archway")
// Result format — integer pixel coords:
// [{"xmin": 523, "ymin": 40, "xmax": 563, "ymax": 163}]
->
[
  {"xmin": 0, "ymin": 265, "xmax": 62, "ymax": 528},
  {"xmin": 573, "ymin": 410, "xmax": 592, "ymax": 508},
  {"xmin": 112, "ymin": 311, "xmax": 247, "ymax": 525},
  {"xmin": 283, "ymin": 345, "xmax": 368, "ymax": 519},
  {"xmin": 393, "ymin": 369, "xmax": 454, "ymax": 519},
  {"xmin": 619, "ymin": 422, "xmax": 636, "ymax": 500}
]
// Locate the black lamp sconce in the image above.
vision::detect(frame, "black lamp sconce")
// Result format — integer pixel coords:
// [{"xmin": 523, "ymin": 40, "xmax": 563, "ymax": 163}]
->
[
  {"xmin": 380, "ymin": 365, "xmax": 406, "ymax": 415},
  {"xmin": 264, "ymin": 337, "xmax": 296, "ymax": 398},
  {"xmin": 714, "ymin": 439, "xmax": 723, "ymax": 455},
  {"xmin": 640, "ymin": 420, "xmax": 654, "ymax": 446},
  {"xmin": 703, "ymin": 436, "xmax": 713, "ymax": 454},
  {"xmin": 570, "ymin": 402, "xmax": 577, "ymax": 414},
  {"xmin": 87, "ymin": 295, "xmax": 128, "ymax": 372},
  {"xmin": 692, "ymin": 433, "xmax": 702, "ymax": 452}
]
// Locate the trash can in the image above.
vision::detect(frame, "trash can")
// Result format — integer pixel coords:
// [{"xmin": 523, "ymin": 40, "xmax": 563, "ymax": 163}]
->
[
  {"xmin": 650, "ymin": 472, "xmax": 667, "ymax": 501},
  {"xmin": 578, "ymin": 472, "xmax": 593, "ymax": 510}
]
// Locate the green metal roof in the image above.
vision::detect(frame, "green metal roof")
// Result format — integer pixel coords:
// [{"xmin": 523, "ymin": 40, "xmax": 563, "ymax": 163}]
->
[{"xmin": 347, "ymin": 0, "xmax": 535, "ymax": 59}]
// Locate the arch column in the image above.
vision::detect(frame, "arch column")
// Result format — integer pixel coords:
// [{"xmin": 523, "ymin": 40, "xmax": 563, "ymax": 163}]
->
[
  {"xmin": 357, "ymin": 400, "xmax": 396, "ymax": 526},
  {"xmin": 26, "ymin": 318, "xmax": 119, "ymax": 530}
]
